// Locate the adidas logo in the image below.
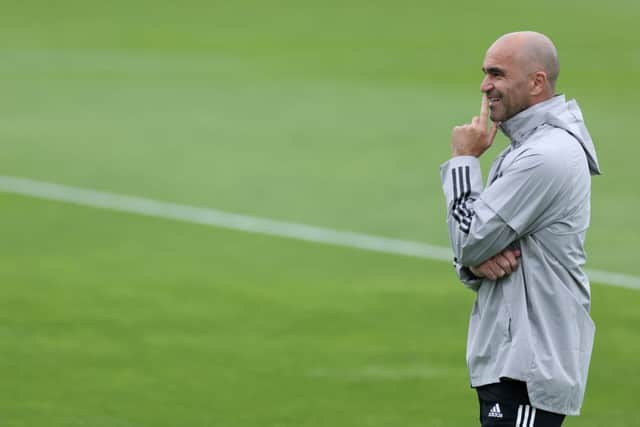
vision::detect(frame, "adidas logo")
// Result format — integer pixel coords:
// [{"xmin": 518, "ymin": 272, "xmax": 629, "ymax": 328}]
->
[{"xmin": 488, "ymin": 403, "xmax": 503, "ymax": 418}]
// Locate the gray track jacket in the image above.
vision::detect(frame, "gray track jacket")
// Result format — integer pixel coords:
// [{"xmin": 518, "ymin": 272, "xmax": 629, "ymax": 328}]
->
[{"xmin": 440, "ymin": 95, "xmax": 600, "ymax": 415}]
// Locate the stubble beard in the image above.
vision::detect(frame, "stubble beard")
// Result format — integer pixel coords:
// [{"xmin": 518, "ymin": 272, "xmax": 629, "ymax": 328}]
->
[{"xmin": 492, "ymin": 95, "xmax": 530, "ymax": 123}]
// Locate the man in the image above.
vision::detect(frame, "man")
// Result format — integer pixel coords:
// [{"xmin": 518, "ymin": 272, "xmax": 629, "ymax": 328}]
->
[{"xmin": 440, "ymin": 32, "xmax": 600, "ymax": 427}]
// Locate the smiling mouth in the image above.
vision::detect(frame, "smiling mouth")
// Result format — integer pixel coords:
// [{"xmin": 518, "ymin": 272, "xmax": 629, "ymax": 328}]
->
[{"xmin": 488, "ymin": 97, "xmax": 501, "ymax": 107}]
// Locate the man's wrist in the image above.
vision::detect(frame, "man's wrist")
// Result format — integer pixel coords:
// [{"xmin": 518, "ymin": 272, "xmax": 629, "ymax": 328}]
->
[
  {"xmin": 452, "ymin": 150, "xmax": 480, "ymax": 158},
  {"xmin": 445, "ymin": 154, "xmax": 481, "ymax": 164},
  {"xmin": 468, "ymin": 266, "xmax": 483, "ymax": 278}
]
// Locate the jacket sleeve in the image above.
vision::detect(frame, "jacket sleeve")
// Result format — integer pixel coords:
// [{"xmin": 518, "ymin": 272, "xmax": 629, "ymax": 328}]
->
[{"xmin": 440, "ymin": 150, "xmax": 562, "ymax": 268}]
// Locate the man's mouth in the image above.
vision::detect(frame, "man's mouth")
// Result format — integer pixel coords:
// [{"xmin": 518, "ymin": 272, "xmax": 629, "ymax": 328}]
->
[{"xmin": 488, "ymin": 97, "xmax": 501, "ymax": 107}]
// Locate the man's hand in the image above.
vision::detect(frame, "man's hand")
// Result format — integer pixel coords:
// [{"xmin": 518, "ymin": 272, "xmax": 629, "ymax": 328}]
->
[
  {"xmin": 470, "ymin": 249, "xmax": 521, "ymax": 281},
  {"xmin": 451, "ymin": 94, "xmax": 498, "ymax": 158}
]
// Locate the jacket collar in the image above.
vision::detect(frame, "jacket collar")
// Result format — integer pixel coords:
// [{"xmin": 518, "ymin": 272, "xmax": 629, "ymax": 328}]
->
[{"xmin": 499, "ymin": 95, "xmax": 565, "ymax": 147}]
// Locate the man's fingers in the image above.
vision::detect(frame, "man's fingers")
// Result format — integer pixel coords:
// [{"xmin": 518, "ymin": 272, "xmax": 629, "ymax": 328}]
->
[
  {"xmin": 481, "ymin": 265, "xmax": 497, "ymax": 281},
  {"xmin": 483, "ymin": 260, "xmax": 505, "ymax": 280},
  {"xmin": 472, "ymin": 262, "xmax": 496, "ymax": 280},
  {"xmin": 489, "ymin": 262, "xmax": 506, "ymax": 279},
  {"xmin": 472, "ymin": 248, "xmax": 521, "ymax": 282},
  {"xmin": 502, "ymin": 250, "xmax": 519, "ymax": 270},
  {"xmin": 493, "ymin": 255, "xmax": 513, "ymax": 274},
  {"xmin": 479, "ymin": 94, "xmax": 489, "ymax": 128}
]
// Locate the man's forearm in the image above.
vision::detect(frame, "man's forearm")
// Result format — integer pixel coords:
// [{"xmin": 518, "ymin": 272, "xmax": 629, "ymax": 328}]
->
[{"xmin": 441, "ymin": 156, "xmax": 520, "ymax": 267}]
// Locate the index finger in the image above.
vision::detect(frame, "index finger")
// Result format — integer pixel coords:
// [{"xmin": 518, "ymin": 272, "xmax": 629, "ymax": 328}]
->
[{"xmin": 479, "ymin": 94, "xmax": 489, "ymax": 128}]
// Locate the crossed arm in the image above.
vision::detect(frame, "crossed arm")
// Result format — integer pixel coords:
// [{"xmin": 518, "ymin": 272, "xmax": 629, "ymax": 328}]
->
[
  {"xmin": 447, "ymin": 95, "xmax": 521, "ymax": 282},
  {"xmin": 469, "ymin": 248, "xmax": 520, "ymax": 281}
]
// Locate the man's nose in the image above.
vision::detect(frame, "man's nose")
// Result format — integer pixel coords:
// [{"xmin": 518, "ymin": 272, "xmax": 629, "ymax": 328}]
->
[{"xmin": 480, "ymin": 77, "xmax": 493, "ymax": 93}]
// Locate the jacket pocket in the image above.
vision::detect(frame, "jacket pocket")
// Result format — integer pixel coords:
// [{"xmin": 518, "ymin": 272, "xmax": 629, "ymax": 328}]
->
[{"xmin": 504, "ymin": 316, "xmax": 512, "ymax": 342}]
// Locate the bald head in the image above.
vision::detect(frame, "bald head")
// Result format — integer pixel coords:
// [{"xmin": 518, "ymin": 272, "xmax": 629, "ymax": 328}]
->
[
  {"xmin": 491, "ymin": 31, "xmax": 560, "ymax": 91},
  {"xmin": 480, "ymin": 31, "xmax": 560, "ymax": 121}
]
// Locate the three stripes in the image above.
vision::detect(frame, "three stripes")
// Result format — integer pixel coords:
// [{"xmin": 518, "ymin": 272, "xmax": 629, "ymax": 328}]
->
[
  {"xmin": 515, "ymin": 404, "xmax": 536, "ymax": 427},
  {"xmin": 451, "ymin": 165, "xmax": 474, "ymax": 233}
]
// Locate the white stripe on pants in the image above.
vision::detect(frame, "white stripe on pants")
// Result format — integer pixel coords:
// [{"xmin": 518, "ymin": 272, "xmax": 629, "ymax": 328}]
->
[{"xmin": 515, "ymin": 405, "xmax": 537, "ymax": 427}]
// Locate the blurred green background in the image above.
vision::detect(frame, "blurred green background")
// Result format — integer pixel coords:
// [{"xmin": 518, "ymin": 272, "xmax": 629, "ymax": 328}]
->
[{"xmin": 1, "ymin": 1, "xmax": 639, "ymax": 426}]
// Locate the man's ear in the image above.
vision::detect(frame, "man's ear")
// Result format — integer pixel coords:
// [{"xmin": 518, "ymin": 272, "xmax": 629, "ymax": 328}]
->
[{"xmin": 530, "ymin": 71, "xmax": 548, "ymax": 96}]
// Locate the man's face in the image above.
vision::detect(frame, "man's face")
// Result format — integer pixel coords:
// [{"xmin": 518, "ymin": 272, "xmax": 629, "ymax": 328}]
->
[{"xmin": 480, "ymin": 45, "xmax": 532, "ymax": 123}]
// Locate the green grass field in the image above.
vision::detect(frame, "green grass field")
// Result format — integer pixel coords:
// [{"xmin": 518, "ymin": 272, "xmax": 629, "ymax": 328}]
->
[{"xmin": 1, "ymin": 1, "xmax": 640, "ymax": 426}]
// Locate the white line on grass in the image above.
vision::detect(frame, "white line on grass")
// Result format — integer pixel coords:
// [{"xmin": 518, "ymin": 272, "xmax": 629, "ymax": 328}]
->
[
  {"xmin": 306, "ymin": 365, "xmax": 452, "ymax": 381},
  {"xmin": 1, "ymin": 175, "xmax": 639, "ymax": 291}
]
